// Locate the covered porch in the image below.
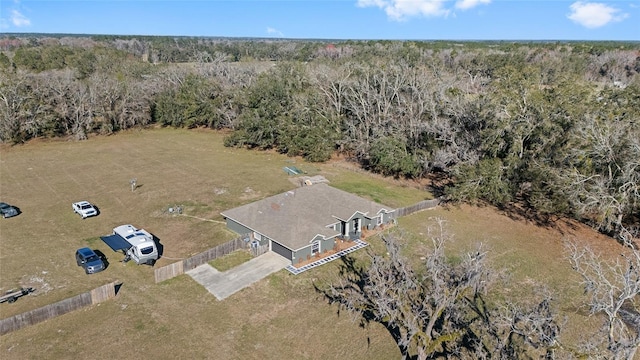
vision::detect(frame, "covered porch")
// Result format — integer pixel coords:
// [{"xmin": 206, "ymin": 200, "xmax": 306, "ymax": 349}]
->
[{"xmin": 285, "ymin": 239, "xmax": 369, "ymax": 275}]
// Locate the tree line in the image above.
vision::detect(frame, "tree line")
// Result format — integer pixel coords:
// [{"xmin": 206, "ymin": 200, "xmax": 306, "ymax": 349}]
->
[{"xmin": 0, "ymin": 35, "xmax": 638, "ymax": 242}]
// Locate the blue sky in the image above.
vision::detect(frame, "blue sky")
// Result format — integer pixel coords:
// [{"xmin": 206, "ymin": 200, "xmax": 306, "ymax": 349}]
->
[{"xmin": 1, "ymin": 0, "xmax": 638, "ymax": 40}]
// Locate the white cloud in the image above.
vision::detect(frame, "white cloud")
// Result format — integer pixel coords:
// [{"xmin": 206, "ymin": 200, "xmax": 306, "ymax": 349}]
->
[
  {"xmin": 357, "ymin": 0, "xmax": 450, "ymax": 21},
  {"xmin": 567, "ymin": 1, "xmax": 628, "ymax": 28},
  {"xmin": 266, "ymin": 27, "xmax": 284, "ymax": 37},
  {"xmin": 455, "ymin": 0, "xmax": 491, "ymax": 10},
  {"xmin": 11, "ymin": 9, "xmax": 30, "ymax": 27}
]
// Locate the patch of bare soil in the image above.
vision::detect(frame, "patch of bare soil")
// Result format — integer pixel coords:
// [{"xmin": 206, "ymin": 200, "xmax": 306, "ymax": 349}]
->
[{"xmin": 239, "ymin": 186, "xmax": 262, "ymax": 201}]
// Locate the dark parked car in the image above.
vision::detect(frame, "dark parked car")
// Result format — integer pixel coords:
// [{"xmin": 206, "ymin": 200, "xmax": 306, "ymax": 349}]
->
[
  {"xmin": 75, "ymin": 247, "xmax": 106, "ymax": 274},
  {"xmin": 0, "ymin": 202, "xmax": 19, "ymax": 218}
]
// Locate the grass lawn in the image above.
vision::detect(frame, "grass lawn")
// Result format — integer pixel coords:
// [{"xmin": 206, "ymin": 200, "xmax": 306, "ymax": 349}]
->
[
  {"xmin": 209, "ymin": 250, "xmax": 253, "ymax": 271},
  {"xmin": 0, "ymin": 128, "xmax": 626, "ymax": 358}
]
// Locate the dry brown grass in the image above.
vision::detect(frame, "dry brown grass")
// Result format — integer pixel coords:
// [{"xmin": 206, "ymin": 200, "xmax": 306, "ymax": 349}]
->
[
  {"xmin": 0, "ymin": 128, "xmax": 625, "ymax": 358},
  {"xmin": 397, "ymin": 203, "xmax": 627, "ymax": 348}
]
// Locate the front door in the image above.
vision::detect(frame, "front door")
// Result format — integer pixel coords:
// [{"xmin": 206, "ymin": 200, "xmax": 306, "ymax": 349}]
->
[
  {"xmin": 311, "ymin": 240, "xmax": 320, "ymax": 255},
  {"xmin": 353, "ymin": 218, "xmax": 360, "ymax": 232}
]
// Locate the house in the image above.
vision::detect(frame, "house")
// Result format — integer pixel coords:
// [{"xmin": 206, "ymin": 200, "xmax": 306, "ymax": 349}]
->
[{"xmin": 221, "ymin": 183, "xmax": 395, "ymax": 265}]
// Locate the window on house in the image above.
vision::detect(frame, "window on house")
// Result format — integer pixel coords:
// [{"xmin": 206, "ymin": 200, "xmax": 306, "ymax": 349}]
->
[{"xmin": 312, "ymin": 241, "xmax": 320, "ymax": 255}]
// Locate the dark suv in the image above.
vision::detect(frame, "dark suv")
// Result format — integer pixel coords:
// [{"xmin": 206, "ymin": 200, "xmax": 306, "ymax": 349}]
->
[{"xmin": 75, "ymin": 247, "xmax": 106, "ymax": 274}]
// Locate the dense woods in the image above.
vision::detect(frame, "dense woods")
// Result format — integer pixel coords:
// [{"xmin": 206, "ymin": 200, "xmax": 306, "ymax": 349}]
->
[{"xmin": 1, "ymin": 35, "xmax": 638, "ymax": 243}]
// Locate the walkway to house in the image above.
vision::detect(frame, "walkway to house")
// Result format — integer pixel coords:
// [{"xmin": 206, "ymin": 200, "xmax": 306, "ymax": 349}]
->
[
  {"xmin": 186, "ymin": 251, "xmax": 290, "ymax": 300},
  {"xmin": 285, "ymin": 239, "xmax": 369, "ymax": 275}
]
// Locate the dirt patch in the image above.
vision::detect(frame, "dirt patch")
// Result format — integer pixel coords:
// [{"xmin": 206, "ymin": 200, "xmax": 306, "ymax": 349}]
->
[
  {"xmin": 239, "ymin": 186, "xmax": 262, "ymax": 201},
  {"xmin": 20, "ymin": 274, "xmax": 54, "ymax": 295}
]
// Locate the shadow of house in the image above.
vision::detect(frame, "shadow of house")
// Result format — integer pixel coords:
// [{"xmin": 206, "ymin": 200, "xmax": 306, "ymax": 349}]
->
[{"xmin": 221, "ymin": 183, "xmax": 395, "ymax": 266}]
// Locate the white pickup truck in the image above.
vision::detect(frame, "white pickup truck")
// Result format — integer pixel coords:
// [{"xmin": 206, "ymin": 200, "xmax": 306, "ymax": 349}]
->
[{"xmin": 100, "ymin": 224, "xmax": 159, "ymax": 265}]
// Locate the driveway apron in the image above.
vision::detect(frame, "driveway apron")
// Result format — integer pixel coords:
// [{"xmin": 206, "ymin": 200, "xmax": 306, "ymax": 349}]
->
[{"xmin": 186, "ymin": 252, "xmax": 290, "ymax": 300}]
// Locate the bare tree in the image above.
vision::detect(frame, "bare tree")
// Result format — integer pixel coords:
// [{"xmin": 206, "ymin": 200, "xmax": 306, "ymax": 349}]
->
[
  {"xmin": 566, "ymin": 238, "xmax": 640, "ymax": 360},
  {"xmin": 321, "ymin": 221, "xmax": 563, "ymax": 359},
  {"xmin": 562, "ymin": 113, "xmax": 640, "ymax": 237},
  {"xmin": 309, "ymin": 63, "xmax": 352, "ymax": 118},
  {"xmin": 585, "ymin": 50, "xmax": 639, "ymax": 85},
  {"xmin": 0, "ymin": 71, "xmax": 32, "ymax": 142},
  {"xmin": 88, "ymin": 73, "xmax": 153, "ymax": 133},
  {"xmin": 340, "ymin": 61, "xmax": 410, "ymax": 158}
]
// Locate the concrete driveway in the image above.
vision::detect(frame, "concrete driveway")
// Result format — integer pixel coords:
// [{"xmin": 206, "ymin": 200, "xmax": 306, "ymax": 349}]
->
[{"xmin": 186, "ymin": 252, "xmax": 290, "ymax": 300}]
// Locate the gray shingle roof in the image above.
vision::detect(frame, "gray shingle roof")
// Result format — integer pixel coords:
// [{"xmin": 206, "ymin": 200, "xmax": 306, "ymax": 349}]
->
[{"xmin": 221, "ymin": 183, "xmax": 393, "ymax": 251}]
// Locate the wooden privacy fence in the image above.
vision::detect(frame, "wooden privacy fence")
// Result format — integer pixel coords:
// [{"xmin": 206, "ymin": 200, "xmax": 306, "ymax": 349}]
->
[
  {"xmin": 0, "ymin": 281, "xmax": 120, "ymax": 336},
  {"xmin": 154, "ymin": 261, "xmax": 184, "ymax": 284},
  {"xmin": 155, "ymin": 237, "xmax": 247, "ymax": 283},
  {"xmin": 90, "ymin": 281, "xmax": 118, "ymax": 304},
  {"xmin": 393, "ymin": 198, "xmax": 440, "ymax": 218}
]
